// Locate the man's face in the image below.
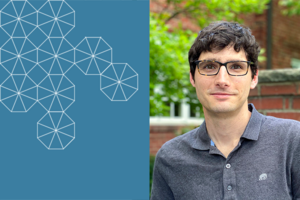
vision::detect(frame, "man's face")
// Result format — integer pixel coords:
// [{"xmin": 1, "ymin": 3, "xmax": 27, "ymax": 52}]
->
[{"xmin": 190, "ymin": 46, "xmax": 258, "ymax": 115}]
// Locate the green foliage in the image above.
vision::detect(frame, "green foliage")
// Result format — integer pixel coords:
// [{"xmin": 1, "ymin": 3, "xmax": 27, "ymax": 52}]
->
[
  {"xmin": 258, "ymin": 48, "xmax": 266, "ymax": 62},
  {"xmin": 279, "ymin": 0, "xmax": 300, "ymax": 15},
  {"xmin": 155, "ymin": 0, "xmax": 270, "ymax": 27},
  {"xmin": 150, "ymin": 13, "xmax": 198, "ymax": 116}
]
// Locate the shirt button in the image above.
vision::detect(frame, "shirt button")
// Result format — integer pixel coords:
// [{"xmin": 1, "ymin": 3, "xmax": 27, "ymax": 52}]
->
[
  {"xmin": 227, "ymin": 185, "xmax": 232, "ymax": 191},
  {"xmin": 226, "ymin": 164, "xmax": 231, "ymax": 169}
]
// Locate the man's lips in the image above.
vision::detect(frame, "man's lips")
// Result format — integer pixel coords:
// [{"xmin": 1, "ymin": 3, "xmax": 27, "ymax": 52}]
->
[{"xmin": 210, "ymin": 93, "xmax": 234, "ymax": 99}]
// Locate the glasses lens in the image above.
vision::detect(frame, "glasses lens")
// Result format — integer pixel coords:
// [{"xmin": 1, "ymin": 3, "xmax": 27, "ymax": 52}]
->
[
  {"xmin": 198, "ymin": 61, "xmax": 219, "ymax": 75},
  {"xmin": 227, "ymin": 62, "xmax": 248, "ymax": 75}
]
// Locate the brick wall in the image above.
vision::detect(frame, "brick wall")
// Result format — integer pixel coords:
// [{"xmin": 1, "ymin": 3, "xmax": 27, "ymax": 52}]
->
[
  {"xmin": 150, "ymin": 126, "xmax": 179, "ymax": 155},
  {"xmin": 249, "ymin": 68, "xmax": 300, "ymax": 120}
]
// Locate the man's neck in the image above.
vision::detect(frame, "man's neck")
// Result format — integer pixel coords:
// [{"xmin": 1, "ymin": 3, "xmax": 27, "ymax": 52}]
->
[{"xmin": 204, "ymin": 103, "xmax": 252, "ymax": 158}]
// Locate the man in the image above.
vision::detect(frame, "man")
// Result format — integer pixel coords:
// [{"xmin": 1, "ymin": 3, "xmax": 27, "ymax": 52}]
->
[{"xmin": 150, "ymin": 21, "xmax": 300, "ymax": 200}]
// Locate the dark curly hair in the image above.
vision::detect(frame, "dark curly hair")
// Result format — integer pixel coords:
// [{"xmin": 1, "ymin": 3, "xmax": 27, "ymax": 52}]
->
[{"xmin": 188, "ymin": 21, "xmax": 260, "ymax": 79}]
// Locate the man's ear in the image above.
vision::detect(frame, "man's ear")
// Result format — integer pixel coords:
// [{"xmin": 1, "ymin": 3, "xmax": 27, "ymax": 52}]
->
[
  {"xmin": 190, "ymin": 72, "xmax": 196, "ymax": 87},
  {"xmin": 250, "ymin": 69, "xmax": 259, "ymax": 89}
]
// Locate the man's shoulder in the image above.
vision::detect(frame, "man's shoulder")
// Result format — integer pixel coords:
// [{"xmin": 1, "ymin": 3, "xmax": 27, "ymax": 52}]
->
[
  {"xmin": 262, "ymin": 115, "xmax": 300, "ymax": 140},
  {"xmin": 156, "ymin": 127, "xmax": 199, "ymax": 159}
]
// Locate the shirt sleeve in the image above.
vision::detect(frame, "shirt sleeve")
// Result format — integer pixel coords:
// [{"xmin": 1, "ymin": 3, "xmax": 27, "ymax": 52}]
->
[
  {"xmin": 150, "ymin": 150, "xmax": 175, "ymax": 200},
  {"xmin": 292, "ymin": 137, "xmax": 300, "ymax": 199}
]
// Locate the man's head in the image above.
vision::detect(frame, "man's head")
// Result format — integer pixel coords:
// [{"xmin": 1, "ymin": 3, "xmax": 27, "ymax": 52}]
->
[
  {"xmin": 188, "ymin": 21, "xmax": 260, "ymax": 80},
  {"xmin": 188, "ymin": 21, "xmax": 260, "ymax": 114}
]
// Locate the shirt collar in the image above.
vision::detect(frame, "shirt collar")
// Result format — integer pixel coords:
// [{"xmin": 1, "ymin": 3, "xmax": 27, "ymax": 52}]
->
[{"xmin": 191, "ymin": 103, "xmax": 265, "ymax": 151}]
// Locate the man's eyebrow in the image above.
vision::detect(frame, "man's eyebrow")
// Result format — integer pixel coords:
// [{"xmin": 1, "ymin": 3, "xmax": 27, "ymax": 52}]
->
[{"xmin": 200, "ymin": 58, "xmax": 243, "ymax": 62}]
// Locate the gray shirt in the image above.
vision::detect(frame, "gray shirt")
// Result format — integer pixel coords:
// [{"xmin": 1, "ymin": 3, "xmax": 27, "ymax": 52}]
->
[{"xmin": 151, "ymin": 104, "xmax": 300, "ymax": 200}]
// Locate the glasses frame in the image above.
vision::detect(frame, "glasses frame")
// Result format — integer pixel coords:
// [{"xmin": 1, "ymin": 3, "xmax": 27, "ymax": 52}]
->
[{"xmin": 194, "ymin": 60, "xmax": 254, "ymax": 76}]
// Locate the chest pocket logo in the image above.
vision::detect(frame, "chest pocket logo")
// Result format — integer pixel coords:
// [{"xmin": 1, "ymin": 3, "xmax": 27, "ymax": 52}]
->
[{"xmin": 259, "ymin": 173, "xmax": 267, "ymax": 181}]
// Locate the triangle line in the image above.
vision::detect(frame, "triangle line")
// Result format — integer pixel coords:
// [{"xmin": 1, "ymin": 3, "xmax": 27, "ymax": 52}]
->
[
  {"xmin": 1, "ymin": 94, "xmax": 17, "ymax": 101},
  {"xmin": 39, "ymin": 57, "xmax": 53, "ymax": 64},
  {"xmin": 19, "ymin": 59, "xmax": 27, "ymax": 75},
  {"xmin": 20, "ymin": 18, "xmax": 36, "ymax": 27},
  {"xmin": 57, "ymin": 133, "xmax": 64, "ymax": 149},
  {"xmin": 57, "ymin": 19, "xmax": 74, "ymax": 27},
  {"xmin": 120, "ymin": 84, "xmax": 127, "ymax": 100},
  {"xmin": 21, "ymin": 48, "xmax": 36, "ymax": 56},
  {"xmin": 48, "ymin": 132, "xmax": 56, "ymax": 148},
  {"xmin": 20, "ymin": 56, "xmax": 36, "ymax": 64},
  {"xmin": 19, "ymin": 95, "xmax": 27, "ymax": 111},
  {"xmin": 19, "ymin": 21, "xmax": 27, "ymax": 35},
  {"xmin": 85, "ymin": 57, "xmax": 93, "ymax": 73},
  {"xmin": 119, "ymin": 66, "xmax": 126, "ymax": 80},
  {"xmin": 58, "ymin": 131, "xmax": 74, "ymax": 138},
  {"xmin": 58, "ymin": 48, "xmax": 73, "ymax": 56},
  {"xmin": 58, "ymin": 85, "xmax": 74, "ymax": 93},
  {"xmin": 58, "ymin": 11, "xmax": 74, "ymax": 19},
  {"xmin": 49, "ymin": 76, "xmax": 60, "ymax": 92},
  {"xmin": 112, "ymin": 84, "xmax": 118, "ymax": 100},
  {"xmin": 11, "ymin": 1, "xmax": 21, "ymax": 18},
  {"xmin": 101, "ymin": 74, "xmax": 117, "ymax": 82},
  {"xmin": 63, "ymin": 1, "xmax": 75, "ymax": 12},
  {"xmin": 93, "ymin": 38, "xmax": 101, "ymax": 54},
  {"xmin": 121, "ymin": 82, "xmax": 137, "ymax": 90},
  {"xmin": 1, "ymin": 48, "xmax": 17, "ymax": 56},
  {"xmin": 49, "ymin": 111, "xmax": 58, "ymax": 129},
  {"xmin": 21, "ymin": 93, "xmax": 37, "ymax": 101},
  {"xmin": 121, "ymin": 75, "xmax": 137, "ymax": 82},
  {"xmin": 38, "ymin": 101, "xmax": 50, "ymax": 111},
  {"xmin": 1, "ymin": 66, "xmax": 12, "ymax": 74},
  {"xmin": 11, "ymin": 3, "xmax": 19, "ymax": 17},
  {"xmin": 38, "ymin": 11, "xmax": 54, "ymax": 20},
  {"xmin": 76, "ymin": 57, "xmax": 91, "ymax": 64},
  {"xmin": 75, "ymin": 48, "xmax": 91, "ymax": 56},
  {"xmin": 38, "ymin": 85, "xmax": 54, "ymax": 93},
  {"xmin": 86, "ymin": 39, "xmax": 93, "ymax": 55},
  {"xmin": 1, "ymin": 12, "xmax": 17, "ymax": 20},
  {"xmin": 1, "ymin": 56, "xmax": 17, "ymax": 64},
  {"xmin": 11, "ymin": 94, "xmax": 19, "ymax": 110},
  {"xmin": 58, "ymin": 94, "xmax": 74, "ymax": 101},
  {"xmin": 1, "ymin": 19, "xmax": 17, "ymax": 27},
  {"xmin": 56, "ymin": 20, "xmax": 64, "ymax": 36},
  {"xmin": 101, "ymin": 82, "xmax": 117, "ymax": 90},
  {"xmin": 57, "ymin": 95, "xmax": 64, "ymax": 111},
  {"xmin": 56, "ymin": 111, "xmax": 64, "ymax": 129},
  {"xmin": 38, "ymin": 19, "xmax": 54, "ymax": 27},
  {"xmin": 39, "ymin": 48, "xmax": 54, "ymax": 56},
  {"xmin": 95, "ymin": 48, "xmax": 111, "ymax": 56},
  {"xmin": 49, "ymin": 38, "xmax": 57, "ymax": 54},
  {"xmin": 1, "ymin": 85, "xmax": 17, "ymax": 93},
  {"xmin": 19, "ymin": 1, "xmax": 27, "ymax": 17},
  {"xmin": 20, "ymin": 85, "xmax": 36, "ymax": 93},
  {"xmin": 38, "ymin": 123, "xmax": 55, "ymax": 131},
  {"xmin": 38, "ymin": 130, "xmax": 54, "ymax": 138},
  {"xmin": 112, "ymin": 64, "xmax": 119, "ymax": 81},
  {"xmin": 38, "ymin": 94, "xmax": 54, "ymax": 101},
  {"xmin": 58, "ymin": 56, "xmax": 73, "ymax": 64},
  {"xmin": 20, "ymin": 11, "xmax": 36, "ymax": 19},
  {"xmin": 95, "ymin": 56, "xmax": 111, "ymax": 64},
  {"xmin": 48, "ymin": 2, "xmax": 56, "ymax": 17},
  {"xmin": 57, "ymin": 123, "xmax": 74, "ymax": 131}
]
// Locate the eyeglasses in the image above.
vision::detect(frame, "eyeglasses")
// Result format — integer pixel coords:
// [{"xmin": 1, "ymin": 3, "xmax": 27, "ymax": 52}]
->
[{"xmin": 194, "ymin": 60, "xmax": 254, "ymax": 76}]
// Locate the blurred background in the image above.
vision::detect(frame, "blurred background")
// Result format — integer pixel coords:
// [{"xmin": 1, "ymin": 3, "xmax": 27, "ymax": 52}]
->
[{"xmin": 150, "ymin": 0, "xmax": 300, "ymax": 194}]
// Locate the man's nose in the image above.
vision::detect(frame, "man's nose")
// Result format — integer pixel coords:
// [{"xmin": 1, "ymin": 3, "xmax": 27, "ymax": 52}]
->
[{"xmin": 215, "ymin": 65, "xmax": 230, "ymax": 88}]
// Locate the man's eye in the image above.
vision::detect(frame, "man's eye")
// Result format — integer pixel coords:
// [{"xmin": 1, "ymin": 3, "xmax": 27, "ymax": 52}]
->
[
  {"xmin": 231, "ymin": 65, "xmax": 242, "ymax": 69},
  {"xmin": 203, "ymin": 65, "xmax": 215, "ymax": 69}
]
